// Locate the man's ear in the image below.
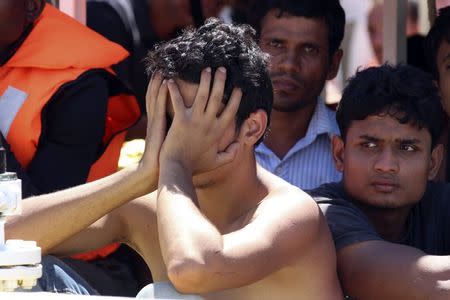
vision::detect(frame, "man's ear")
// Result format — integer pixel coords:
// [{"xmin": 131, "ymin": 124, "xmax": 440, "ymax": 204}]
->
[
  {"xmin": 332, "ymin": 135, "xmax": 345, "ymax": 172},
  {"xmin": 428, "ymin": 143, "xmax": 444, "ymax": 180},
  {"xmin": 240, "ymin": 109, "xmax": 268, "ymax": 146},
  {"xmin": 25, "ymin": 0, "xmax": 45, "ymax": 23},
  {"xmin": 326, "ymin": 49, "xmax": 343, "ymax": 80}
]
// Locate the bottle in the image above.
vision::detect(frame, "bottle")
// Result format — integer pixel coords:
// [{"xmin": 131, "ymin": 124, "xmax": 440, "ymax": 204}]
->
[{"xmin": 0, "ymin": 144, "xmax": 21, "ymax": 218}]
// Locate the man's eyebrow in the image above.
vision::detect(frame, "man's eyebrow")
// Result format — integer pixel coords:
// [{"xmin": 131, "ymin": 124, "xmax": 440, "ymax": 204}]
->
[
  {"xmin": 260, "ymin": 30, "xmax": 288, "ymax": 41},
  {"xmin": 302, "ymin": 42, "xmax": 321, "ymax": 49},
  {"xmin": 358, "ymin": 134, "xmax": 380, "ymax": 141},
  {"xmin": 396, "ymin": 138, "xmax": 421, "ymax": 144}
]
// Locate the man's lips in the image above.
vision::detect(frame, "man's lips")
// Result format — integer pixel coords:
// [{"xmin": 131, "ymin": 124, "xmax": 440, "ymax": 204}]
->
[
  {"xmin": 371, "ymin": 180, "xmax": 400, "ymax": 193},
  {"xmin": 272, "ymin": 77, "xmax": 301, "ymax": 93}
]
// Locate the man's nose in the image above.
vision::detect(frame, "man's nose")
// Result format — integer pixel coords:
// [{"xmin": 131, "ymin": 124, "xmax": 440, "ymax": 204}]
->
[
  {"xmin": 373, "ymin": 148, "xmax": 399, "ymax": 174},
  {"xmin": 278, "ymin": 50, "xmax": 300, "ymax": 74}
]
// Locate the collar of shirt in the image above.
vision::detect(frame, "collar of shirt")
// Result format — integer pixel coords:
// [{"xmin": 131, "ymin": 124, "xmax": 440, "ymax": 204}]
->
[{"xmin": 256, "ymin": 98, "xmax": 340, "ymax": 161}]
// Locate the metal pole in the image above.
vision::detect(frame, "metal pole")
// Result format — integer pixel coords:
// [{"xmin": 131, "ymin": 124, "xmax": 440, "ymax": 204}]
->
[
  {"xmin": 383, "ymin": 0, "xmax": 407, "ymax": 64},
  {"xmin": 428, "ymin": 0, "xmax": 437, "ymax": 25},
  {"xmin": 47, "ymin": 0, "xmax": 59, "ymax": 8}
]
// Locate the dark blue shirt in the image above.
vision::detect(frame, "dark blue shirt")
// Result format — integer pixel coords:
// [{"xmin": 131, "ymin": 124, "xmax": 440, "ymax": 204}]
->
[{"xmin": 310, "ymin": 181, "xmax": 450, "ymax": 255}]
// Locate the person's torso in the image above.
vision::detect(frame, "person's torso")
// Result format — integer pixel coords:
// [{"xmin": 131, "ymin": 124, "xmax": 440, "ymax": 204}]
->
[{"xmin": 134, "ymin": 172, "xmax": 341, "ymax": 299}]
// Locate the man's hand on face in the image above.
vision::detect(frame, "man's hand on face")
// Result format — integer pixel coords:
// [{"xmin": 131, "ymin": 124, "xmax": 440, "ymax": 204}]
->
[
  {"xmin": 139, "ymin": 72, "xmax": 168, "ymax": 175},
  {"xmin": 160, "ymin": 67, "xmax": 242, "ymax": 174}
]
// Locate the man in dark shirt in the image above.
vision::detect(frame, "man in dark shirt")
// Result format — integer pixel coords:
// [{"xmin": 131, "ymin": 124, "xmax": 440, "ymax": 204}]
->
[
  {"xmin": 309, "ymin": 64, "xmax": 450, "ymax": 299},
  {"xmin": 0, "ymin": 0, "xmax": 140, "ymax": 198},
  {"xmin": 86, "ymin": 0, "xmax": 225, "ymax": 139},
  {"xmin": 425, "ymin": 7, "xmax": 450, "ymax": 181},
  {"xmin": 0, "ymin": 1, "xmax": 103, "ymax": 197},
  {"xmin": 87, "ymin": 0, "xmax": 161, "ymax": 109}
]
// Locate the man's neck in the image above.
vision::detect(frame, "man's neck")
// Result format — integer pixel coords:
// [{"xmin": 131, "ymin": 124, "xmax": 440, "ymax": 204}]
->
[
  {"xmin": 360, "ymin": 204, "xmax": 413, "ymax": 242},
  {"xmin": 263, "ymin": 103, "xmax": 317, "ymax": 159},
  {"xmin": 196, "ymin": 154, "xmax": 267, "ymax": 232},
  {"xmin": 0, "ymin": 25, "xmax": 33, "ymax": 66}
]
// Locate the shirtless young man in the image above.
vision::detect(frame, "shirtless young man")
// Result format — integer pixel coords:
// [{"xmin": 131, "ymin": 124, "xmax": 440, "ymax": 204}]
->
[{"xmin": 6, "ymin": 20, "xmax": 342, "ymax": 299}]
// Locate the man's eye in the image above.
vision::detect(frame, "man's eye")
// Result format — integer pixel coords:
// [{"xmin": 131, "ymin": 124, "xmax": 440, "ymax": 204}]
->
[
  {"xmin": 268, "ymin": 40, "xmax": 282, "ymax": 48},
  {"xmin": 363, "ymin": 142, "xmax": 377, "ymax": 148},
  {"xmin": 303, "ymin": 45, "xmax": 318, "ymax": 54},
  {"xmin": 400, "ymin": 144, "xmax": 416, "ymax": 152}
]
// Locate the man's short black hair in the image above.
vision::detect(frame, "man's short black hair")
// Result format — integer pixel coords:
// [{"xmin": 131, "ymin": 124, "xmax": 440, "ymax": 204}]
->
[
  {"xmin": 145, "ymin": 18, "xmax": 273, "ymax": 145},
  {"xmin": 336, "ymin": 64, "xmax": 444, "ymax": 148},
  {"xmin": 425, "ymin": 6, "xmax": 450, "ymax": 80},
  {"xmin": 248, "ymin": 0, "xmax": 345, "ymax": 57}
]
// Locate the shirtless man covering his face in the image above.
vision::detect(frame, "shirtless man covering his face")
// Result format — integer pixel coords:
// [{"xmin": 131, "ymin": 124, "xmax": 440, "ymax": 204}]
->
[{"xmin": 6, "ymin": 19, "xmax": 342, "ymax": 299}]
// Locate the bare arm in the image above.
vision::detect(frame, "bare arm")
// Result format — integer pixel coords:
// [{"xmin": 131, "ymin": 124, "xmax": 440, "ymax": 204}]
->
[
  {"xmin": 47, "ymin": 193, "xmax": 158, "ymax": 258},
  {"xmin": 45, "ymin": 209, "xmax": 124, "ymax": 256},
  {"xmin": 5, "ymin": 73, "xmax": 168, "ymax": 254},
  {"xmin": 338, "ymin": 240, "xmax": 450, "ymax": 299},
  {"xmin": 6, "ymin": 155, "xmax": 156, "ymax": 254}
]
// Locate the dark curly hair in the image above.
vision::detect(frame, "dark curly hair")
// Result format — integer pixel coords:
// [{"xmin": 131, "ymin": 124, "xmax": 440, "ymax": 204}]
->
[
  {"xmin": 337, "ymin": 64, "xmax": 444, "ymax": 148},
  {"xmin": 246, "ymin": 0, "xmax": 345, "ymax": 57},
  {"xmin": 145, "ymin": 18, "xmax": 273, "ymax": 145},
  {"xmin": 425, "ymin": 6, "xmax": 450, "ymax": 80}
]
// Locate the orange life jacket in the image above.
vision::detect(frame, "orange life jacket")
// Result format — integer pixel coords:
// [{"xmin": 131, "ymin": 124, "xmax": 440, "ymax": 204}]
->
[{"xmin": 0, "ymin": 4, "xmax": 141, "ymax": 260}]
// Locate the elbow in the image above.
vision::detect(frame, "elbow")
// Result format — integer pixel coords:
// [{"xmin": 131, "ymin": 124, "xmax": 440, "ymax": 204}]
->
[{"xmin": 166, "ymin": 257, "xmax": 217, "ymax": 294}]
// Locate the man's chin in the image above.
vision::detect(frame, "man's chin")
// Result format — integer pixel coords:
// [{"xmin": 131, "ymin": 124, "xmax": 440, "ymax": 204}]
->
[
  {"xmin": 272, "ymin": 94, "xmax": 314, "ymax": 113},
  {"xmin": 272, "ymin": 101, "xmax": 304, "ymax": 113},
  {"xmin": 365, "ymin": 195, "xmax": 408, "ymax": 210}
]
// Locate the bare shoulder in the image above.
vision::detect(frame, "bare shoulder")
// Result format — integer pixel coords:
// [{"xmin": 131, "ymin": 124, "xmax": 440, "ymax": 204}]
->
[
  {"xmin": 257, "ymin": 166, "xmax": 321, "ymax": 222},
  {"xmin": 259, "ymin": 184, "xmax": 322, "ymax": 231},
  {"xmin": 252, "ymin": 168, "xmax": 325, "ymax": 252}
]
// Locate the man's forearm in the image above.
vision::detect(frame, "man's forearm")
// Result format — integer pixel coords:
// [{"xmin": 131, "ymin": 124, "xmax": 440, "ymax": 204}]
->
[
  {"xmin": 340, "ymin": 241, "xmax": 450, "ymax": 300},
  {"xmin": 5, "ymin": 163, "xmax": 157, "ymax": 252},
  {"xmin": 157, "ymin": 161, "xmax": 223, "ymax": 283}
]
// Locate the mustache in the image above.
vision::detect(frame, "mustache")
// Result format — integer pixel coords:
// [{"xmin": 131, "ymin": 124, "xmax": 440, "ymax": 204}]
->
[
  {"xmin": 270, "ymin": 72, "xmax": 303, "ymax": 84},
  {"xmin": 371, "ymin": 175, "xmax": 400, "ymax": 186}
]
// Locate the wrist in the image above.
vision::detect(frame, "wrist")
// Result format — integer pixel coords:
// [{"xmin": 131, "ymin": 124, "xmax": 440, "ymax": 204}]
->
[
  {"xmin": 135, "ymin": 160, "xmax": 159, "ymax": 192},
  {"xmin": 160, "ymin": 158, "xmax": 193, "ymax": 178}
]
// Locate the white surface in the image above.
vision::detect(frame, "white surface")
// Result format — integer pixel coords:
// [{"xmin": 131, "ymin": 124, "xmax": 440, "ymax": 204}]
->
[
  {"xmin": 0, "ymin": 176, "xmax": 41, "ymax": 291},
  {"xmin": 0, "ymin": 293, "xmax": 134, "ymax": 299},
  {"xmin": 0, "ymin": 241, "xmax": 42, "ymax": 291},
  {"xmin": 0, "ymin": 178, "xmax": 22, "ymax": 216},
  {"xmin": 0, "ymin": 240, "xmax": 41, "ymax": 266}
]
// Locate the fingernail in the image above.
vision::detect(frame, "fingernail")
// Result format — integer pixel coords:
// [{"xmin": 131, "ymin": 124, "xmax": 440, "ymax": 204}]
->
[
  {"xmin": 218, "ymin": 67, "xmax": 226, "ymax": 74},
  {"xmin": 205, "ymin": 67, "xmax": 211, "ymax": 73},
  {"xmin": 168, "ymin": 79, "xmax": 175, "ymax": 83},
  {"xmin": 162, "ymin": 79, "xmax": 167, "ymax": 85}
]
